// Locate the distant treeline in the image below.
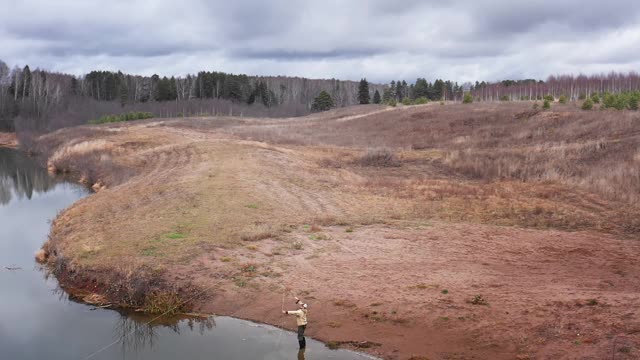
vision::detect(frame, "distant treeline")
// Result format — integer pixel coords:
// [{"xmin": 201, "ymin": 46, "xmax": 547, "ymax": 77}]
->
[
  {"xmin": 2, "ymin": 58, "xmax": 640, "ymax": 135},
  {"xmin": 469, "ymin": 73, "xmax": 640, "ymax": 102},
  {"xmin": 379, "ymin": 78, "xmax": 466, "ymax": 103},
  {"xmin": 0, "ymin": 59, "xmax": 385, "ymax": 134}
]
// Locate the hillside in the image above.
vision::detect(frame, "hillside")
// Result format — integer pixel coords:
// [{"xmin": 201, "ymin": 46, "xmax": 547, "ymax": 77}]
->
[{"xmin": 33, "ymin": 102, "xmax": 640, "ymax": 359}]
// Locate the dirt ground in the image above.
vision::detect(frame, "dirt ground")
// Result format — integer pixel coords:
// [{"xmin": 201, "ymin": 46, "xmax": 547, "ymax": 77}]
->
[
  {"xmin": 189, "ymin": 223, "xmax": 640, "ymax": 359},
  {"xmin": 35, "ymin": 103, "xmax": 640, "ymax": 359}
]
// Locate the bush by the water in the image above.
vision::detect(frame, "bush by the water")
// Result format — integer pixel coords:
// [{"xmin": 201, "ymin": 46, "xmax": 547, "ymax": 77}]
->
[{"xmin": 89, "ymin": 112, "xmax": 154, "ymax": 124}]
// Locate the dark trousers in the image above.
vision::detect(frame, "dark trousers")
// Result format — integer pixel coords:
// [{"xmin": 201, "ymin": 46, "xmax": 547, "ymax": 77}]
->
[{"xmin": 297, "ymin": 325, "xmax": 306, "ymax": 348}]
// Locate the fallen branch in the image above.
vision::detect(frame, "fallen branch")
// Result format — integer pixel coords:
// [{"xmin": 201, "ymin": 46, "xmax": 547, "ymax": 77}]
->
[{"xmin": 4, "ymin": 266, "xmax": 22, "ymax": 271}]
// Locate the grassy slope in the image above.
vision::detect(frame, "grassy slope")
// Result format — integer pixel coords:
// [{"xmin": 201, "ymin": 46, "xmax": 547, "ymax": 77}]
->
[{"xmin": 35, "ymin": 103, "xmax": 640, "ymax": 359}]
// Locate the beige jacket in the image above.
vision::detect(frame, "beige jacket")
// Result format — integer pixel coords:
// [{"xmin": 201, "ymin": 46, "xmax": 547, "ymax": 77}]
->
[{"xmin": 287, "ymin": 309, "xmax": 308, "ymax": 326}]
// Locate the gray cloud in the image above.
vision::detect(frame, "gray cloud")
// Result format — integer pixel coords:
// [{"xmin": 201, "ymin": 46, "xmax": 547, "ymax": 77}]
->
[{"xmin": 1, "ymin": 0, "xmax": 639, "ymax": 83}]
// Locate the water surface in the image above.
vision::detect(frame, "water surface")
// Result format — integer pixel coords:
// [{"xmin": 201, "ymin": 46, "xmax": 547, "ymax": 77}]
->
[{"xmin": 0, "ymin": 147, "xmax": 372, "ymax": 360}]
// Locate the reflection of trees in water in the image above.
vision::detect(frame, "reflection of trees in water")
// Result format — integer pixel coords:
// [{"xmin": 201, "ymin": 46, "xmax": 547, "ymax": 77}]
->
[
  {"xmin": 43, "ymin": 266, "xmax": 218, "ymax": 356},
  {"xmin": 0, "ymin": 148, "xmax": 58, "ymax": 205},
  {"xmin": 114, "ymin": 312, "xmax": 216, "ymax": 355}
]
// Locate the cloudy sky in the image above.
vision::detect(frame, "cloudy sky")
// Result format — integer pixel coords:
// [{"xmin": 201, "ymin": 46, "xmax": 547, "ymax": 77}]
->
[{"xmin": 1, "ymin": 0, "xmax": 639, "ymax": 83}]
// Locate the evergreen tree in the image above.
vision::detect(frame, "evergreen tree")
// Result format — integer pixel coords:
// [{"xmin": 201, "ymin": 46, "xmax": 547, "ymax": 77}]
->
[
  {"xmin": 463, "ymin": 93, "xmax": 473, "ymax": 104},
  {"xmin": 22, "ymin": 65, "xmax": 31, "ymax": 98},
  {"xmin": 118, "ymin": 82, "xmax": 128, "ymax": 107},
  {"xmin": 169, "ymin": 76, "xmax": 178, "ymax": 100},
  {"xmin": 433, "ymin": 79, "xmax": 445, "ymax": 100},
  {"xmin": 358, "ymin": 78, "xmax": 370, "ymax": 104},
  {"xmin": 382, "ymin": 88, "xmax": 392, "ymax": 103},
  {"xmin": 151, "ymin": 74, "xmax": 160, "ymax": 101},
  {"xmin": 373, "ymin": 90, "xmax": 381, "ymax": 104},
  {"xmin": 384, "ymin": 80, "xmax": 396, "ymax": 103},
  {"xmin": 414, "ymin": 78, "xmax": 429, "ymax": 99},
  {"xmin": 156, "ymin": 76, "xmax": 171, "ymax": 101},
  {"xmin": 311, "ymin": 91, "xmax": 334, "ymax": 112},
  {"xmin": 629, "ymin": 92, "xmax": 640, "ymax": 110},
  {"xmin": 401, "ymin": 80, "xmax": 408, "ymax": 100}
]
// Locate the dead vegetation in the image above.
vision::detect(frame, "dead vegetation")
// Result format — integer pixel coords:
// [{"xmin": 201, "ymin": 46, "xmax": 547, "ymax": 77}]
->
[{"xmin": 355, "ymin": 148, "xmax": 400, "ymax": 167}]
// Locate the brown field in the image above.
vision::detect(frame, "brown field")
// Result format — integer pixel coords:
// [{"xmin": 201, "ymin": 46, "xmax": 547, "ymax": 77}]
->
[{"xmin": 33, "ymin": 102, "xmax": 640, "ymax": 359}]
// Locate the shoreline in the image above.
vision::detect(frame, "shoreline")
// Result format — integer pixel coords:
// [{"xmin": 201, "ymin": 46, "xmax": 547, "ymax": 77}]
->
[{"xmin": 31, "ymin": 106, "xmax": 640, "ymax": 359}]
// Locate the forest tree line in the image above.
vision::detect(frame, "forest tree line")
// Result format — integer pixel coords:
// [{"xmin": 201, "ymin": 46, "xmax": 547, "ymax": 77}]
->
[
  {"xmin": 0, "ymin": 59, "xmax": 385, "ymax": 133},
  {"xmin": 2, "ymin": 58, "xmax": 640, "ymax": 134},
  {"xmin": 468, "ymin": 72, "xmax": 640, "ymax": 102}
]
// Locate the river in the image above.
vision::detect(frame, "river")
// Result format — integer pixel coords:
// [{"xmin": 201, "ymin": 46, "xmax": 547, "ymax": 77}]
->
[{"xmin": 0, "ymin": 147, "xmax": 373, "ymax": 360}]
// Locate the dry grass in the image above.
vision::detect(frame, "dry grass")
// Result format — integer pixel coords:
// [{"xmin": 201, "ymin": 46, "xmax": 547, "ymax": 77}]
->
[
  {"xmin": 355, "ymin": 148, "xmax": 400, "ymax": 167},
  {"xmin": 35, "ymin": 102, "xmax": 640, "ymax": 313},
  {"xmin": 224, "ymin": 103, "xmax": 640, "ymax": 205}
]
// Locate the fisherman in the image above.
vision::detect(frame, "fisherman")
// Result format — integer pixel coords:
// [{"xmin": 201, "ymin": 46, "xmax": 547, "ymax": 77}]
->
[{"xmin": 283, "ymin": 296, "xmax": 308, "ymax": 349}]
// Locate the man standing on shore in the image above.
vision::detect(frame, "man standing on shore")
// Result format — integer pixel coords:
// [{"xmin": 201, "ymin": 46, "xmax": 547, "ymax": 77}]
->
[{"xmin": 283, "ymin": 296, "xmax": 308, "ymax": 349}]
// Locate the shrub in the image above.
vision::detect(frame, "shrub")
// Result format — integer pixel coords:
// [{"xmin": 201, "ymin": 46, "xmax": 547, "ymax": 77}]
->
[
  {"xmin": 463, "ymin": 93, "xmax": 473, "ymax": 104},
  {"xmin": 591, "ymin": 93, "xmax": 600, "ymax": 103},
  {"xmin": 532, "ymin": 102, "xmax": 539, "ymax": 110},
  {"xmin": 542, "ymin": 99, "xmax": 551, "ymax": 110},
  {"xmin": 613, "ymin": 94, "xmax": 628, "ymax": 110},
  {"xmin": 470, "ymin": 295, "xmax": 488, "ymax": 305},
  {"xmin": 386, "ymin": 99, "xmax": 397, "ymax": 107},
  {"xmin": 581, "ymin": 98, "xmax": 593, "ymax": 110},
  {"xmin": 500, "ymin": 95, "xmax": 510, "ymax": 101},
  {"xmin": 628, "ymin": 92, "xmax": 640, "ymax": 110},
  {"xmin": 89, "ymin": 112, "xmax": 154, "ymax": 125},
  {"xmin": 402, "ymin": 98, "xmax": 413, "ymax": 106},
  {"xmin": 602, "ymin": 93, "xmax": 616, "ymax": 109},
  {"xmin": 357, "ymin": 148, "xmax": 400, "ymax": 167},
  {"xmin": 543, "ymin": 94, "xmax": 554, "ymax": 102},
  {"xmin": 414, "ymin": 97, "xmax": 428, "ymax": 105},
  {"xmin": 558, "ymin": 95, "xmax": 567, "ymax": 104}
]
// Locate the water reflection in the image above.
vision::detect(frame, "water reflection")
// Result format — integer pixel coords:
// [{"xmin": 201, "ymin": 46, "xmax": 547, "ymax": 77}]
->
[
  {"xmin": 113, "ymin": 312, "xmax": 216, "ymax": 353},
  {"xmin": 0, "ymin": 147, "xmax": 59, "ymax": 205}
]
